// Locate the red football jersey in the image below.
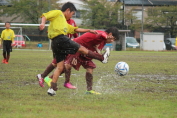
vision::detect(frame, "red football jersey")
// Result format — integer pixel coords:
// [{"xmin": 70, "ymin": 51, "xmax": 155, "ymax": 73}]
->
[
  {"xmin": 67, "ymin": 19, "xmax": 78, "ymax": 38},
  {"xmin": 73, "ymin": 30, "xmax": 107, "ymax": 52}
]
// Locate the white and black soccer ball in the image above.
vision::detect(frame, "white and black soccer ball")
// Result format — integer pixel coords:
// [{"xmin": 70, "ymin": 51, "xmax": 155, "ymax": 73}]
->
[{"xmin": 115, "ymin": 61, "xmax": 129, "ymax": 76}]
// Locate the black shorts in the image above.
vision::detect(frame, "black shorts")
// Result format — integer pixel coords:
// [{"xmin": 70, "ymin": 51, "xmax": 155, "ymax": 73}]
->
[
  {"xmin": 3, "ymin": 40, "xmax": 12, "ymax": 52},
  {"xmin": 51, "ymin": 35, "xmax": 80, "ymax": 63}
]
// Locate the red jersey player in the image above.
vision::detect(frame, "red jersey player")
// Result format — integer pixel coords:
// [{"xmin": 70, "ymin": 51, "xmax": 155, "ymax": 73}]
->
[
  {"xmin": 67, "ymin": 19, "xmax": 78, "ymax": 39},
  {"xmin": 43, "ymin": 27, "xmax": 119, "ymax": 94}
]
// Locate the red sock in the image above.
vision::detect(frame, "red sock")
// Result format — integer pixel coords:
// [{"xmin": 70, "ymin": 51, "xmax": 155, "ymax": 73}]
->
[
  {"xmin": 64, "ymin": 68, "xmax": 71, "ymax": 83},
  {"xmin": 87, "ymin": 50, "xmax": 103, "ymax": 61},
  {"xmin": 41, "ymin": 63, "xmax": 55, "ymax": 78},
  {"xmin": 3, "ymin": 52, "xmax": 6, "ymax": 60},
  {"xmin": 86, "ymin": 72, "xmax": 93, "ymax": 91}
]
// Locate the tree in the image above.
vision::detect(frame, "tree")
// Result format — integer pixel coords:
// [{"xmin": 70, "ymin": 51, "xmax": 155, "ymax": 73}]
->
[
  {"xmin": 124, "ymin": 7, "xmax": 141, "ymax": 32},
  {"xmin": 0, "ymin": 0, "xmax": 60, "ymax": 24},
  {"xmin": 146, "ymin": 5, "xmax": 177, "ymax": 37},
  {"xmin": 81, "ymin": 0, "xmax": 122, "ymax": 29}
]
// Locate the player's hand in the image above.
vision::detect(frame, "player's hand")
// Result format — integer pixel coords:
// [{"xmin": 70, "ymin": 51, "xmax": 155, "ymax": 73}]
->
[
  {"xmin": 89, "ymin": 30, "xmax": 98, "ymax": 34},
  {"xmin": 39, "ymin": 23, "xmax": 45, "ymax": 30}
]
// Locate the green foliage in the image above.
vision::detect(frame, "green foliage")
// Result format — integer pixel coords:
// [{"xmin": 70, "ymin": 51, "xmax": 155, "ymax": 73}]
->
[
  {"xmin": 81, "ymin": 0, "xmax": 122, "ymax": 29},
  {"xmin": 124, "ymin": 7, "xmax": 141, "ymax": 31},
  {"xmin": 146, "ymin": 5, "xmax": 177, "ymax": 37},
  {"xmin": 0, "ymin": 0, "xmax": 60, "ymax": 23},
  {"xmin": 0, "ymin": 50, "xmax": 177, "ymax": 117}
]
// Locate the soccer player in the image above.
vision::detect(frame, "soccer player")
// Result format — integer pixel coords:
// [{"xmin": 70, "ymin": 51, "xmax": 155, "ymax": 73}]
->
[
  {"xmin": 0, "ymin": 22, "xmax": 15, "ymax": 64},
  {"xmin": 39, "ymin": 2, "xmax": 110, "ymax": 95},
  {"xmin": 37, "ymin": 18, "xmax": 78, "ymax": 88},
  {"xmin": 45, "ymin": 27, "xmax": 119, "ymax": 95}
]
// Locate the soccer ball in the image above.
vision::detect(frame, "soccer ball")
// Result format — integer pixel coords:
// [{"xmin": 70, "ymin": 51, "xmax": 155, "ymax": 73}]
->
[{"xmin": 115, "ymin": 61, "xmax": 129, "ymax": 76}]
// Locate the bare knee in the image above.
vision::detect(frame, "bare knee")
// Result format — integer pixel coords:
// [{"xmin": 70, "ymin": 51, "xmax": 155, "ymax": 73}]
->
[{"xmin": 77, "ymin": 46, "xmax": 88, "ymax": 55}]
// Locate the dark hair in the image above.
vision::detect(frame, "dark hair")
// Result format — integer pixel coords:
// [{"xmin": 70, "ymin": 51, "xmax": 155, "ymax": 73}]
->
[
  {"xmin": 105, "ymin": 27, "xmax": 119, "ymax": 41},
  {"xmin": 5, "ymin": 22, "xmax": 10, "ymax": 25},
  {"xmin": 61, "ymin": 2, "xmax": 77, "ymax": 12}
]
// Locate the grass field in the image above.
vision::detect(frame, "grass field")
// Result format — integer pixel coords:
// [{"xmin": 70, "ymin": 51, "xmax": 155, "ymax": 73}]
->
[{"xmin": 0, "ymin": 50, "xmax": 177, "ymax": 118}]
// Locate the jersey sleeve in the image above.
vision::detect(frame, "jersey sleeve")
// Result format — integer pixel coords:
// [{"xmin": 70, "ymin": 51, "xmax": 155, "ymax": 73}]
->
[
  {"xmin": 67, "ymin": 24, "xmax": 78, "ymax": 34},
  {"xmin": 96, "ymin": 32, "xmax": 107, "ymax": 50},
  {"xmin": 100, "ymin": 32, "xmax": 107, "ymax": 39},
  {"xmin": 42, "ymin": 10, "xmax": 60, "ymax": 21}
]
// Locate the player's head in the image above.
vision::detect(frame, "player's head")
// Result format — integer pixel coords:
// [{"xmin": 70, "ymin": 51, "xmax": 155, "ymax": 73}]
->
[
  {"xmin": 5, "ymin": 22, "xmax": 11, "ymax": 29},
  {"xmin": 61, "ymin": 2, "xmax": 77, "ymax": 20},
  {"xmin": 105, "ymin": 27, "xmax": 119, "ymax": 43}
]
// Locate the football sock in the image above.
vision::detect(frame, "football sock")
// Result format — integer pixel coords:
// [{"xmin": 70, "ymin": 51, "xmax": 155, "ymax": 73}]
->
[
  {"xmin": 49, "ymin": 74, "xmax": 53, "ymax": 79},
  {"xmin": 3, "ymin": 52, "xmax": 6, "ymax": 59},
  {"xmin": 87, "ymin": 50, "xmax": 103, "ymax": 62},
  {"xmin": 41, "ymin": 63, "xmax": 55, "ymax": 78},
  {"xmin": 64, "ymin": 68, "xmax": 71, "ymax": 83},
  {"xmin": 86, "ymin": 72, "xmax": 93, "ymax": 91},
  {"xmin": 6, "ymin": 55, "xmax": 10, "ymax": 62}
]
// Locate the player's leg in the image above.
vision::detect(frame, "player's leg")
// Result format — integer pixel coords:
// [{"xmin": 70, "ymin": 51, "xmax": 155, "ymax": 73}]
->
[
  {"xmin": 42, "ymin": 59, "xmax": 56, "ymax": 78},
  {"xmin": 64, "ymin": 63, "xmax": 76, "ymax": 89},
  {"xmin": 64, "ymin": 63, "xmax": 72, "ymax": 83},
  {"xmin": 5, "ymin": 50, "xmax": 10, "ymax": 64},
  {"xmin": 66, "ymin": 38, "xmax": 110, "ymax": 63},
  {"xmin": 2, "ymin": 51, "xmax": 6, "ymax": 63},
  {"xmin": 37, "ymin": 58, "xmax": 56, "ymax": 87},
  {"xmin": 85, "ymin": 68, "xmax": 93, "ymax": 91},
  {"xmin": 51, "ymin": 61, "xmax": 64, "ymax": 86},
  {"xmin": 77, "ymin": 46, "xmax": 110, "ymax": 63},
  {"xmin": 47, "ymin": 60, "xmax": 65, "ymax": 96},
  {"xmin": 82, "ymin": 60, "xmax": 101, "ymax": 95},
  {"xmin": 2, "ymin": 41, "xmax": 7, "ymax": 63},
  {"xmin": 85, "ymin": 69, "xmax": 101, "ymax": 95},
  {"xmin": 5, "ymin": 41, "xmax": 12, "ymax": 64}
]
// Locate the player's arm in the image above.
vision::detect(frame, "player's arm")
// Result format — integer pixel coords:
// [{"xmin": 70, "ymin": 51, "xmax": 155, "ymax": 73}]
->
[
  {"xmin": 11, "ymin": 30, "xmax": 15, "ymax": 44},
  {"xmin": 75, "ymin": 28, "xmax": 98, "ymax": 34},
  {"xmin": 72, "ymin": 21, "xmax": 78, "ymax": 38},
  {"xmin": 94, "ymin": 45, "xmax": 102, "ymax": 54},
  {"xmin": 0, "ymin": 38, "xmax": 2, "ymax": 46},
  {"xmin": 0, "ymin": 31, "xmax": 4, "ymax": 46},
  {"xmin": 40, "ymin": 16, "xmax": 47, "ymax": 30}
]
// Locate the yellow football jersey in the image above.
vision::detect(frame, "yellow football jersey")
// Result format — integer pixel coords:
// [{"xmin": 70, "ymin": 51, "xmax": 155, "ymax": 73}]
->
[{"xmin": 42, "ymin": 10, "xmax": 78, "ymax": 39}]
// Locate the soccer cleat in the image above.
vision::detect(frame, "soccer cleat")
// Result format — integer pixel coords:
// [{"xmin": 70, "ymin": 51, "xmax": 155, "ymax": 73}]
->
[
  {"xmin": 2, "ymin": 59, "xmax": 6, "ymax": 63},
  {"xmin": 47, "ymin": 88, "xmax": 56, "ymax": 96},
  {"xmin": 102, "ymin": 47, "xmax": 110, "ymax": 63},
  {"xmin": 36, "ymin": 74, "xmax": 44, "ymax": 87},
  {"xmin": 85, "ymin": 90, "xmax": 101, "ymax": 95},
  {"xmin": 44, "ymin": 76, "xmax": 52, "ymax": 87},
  {"xmin": 4, "ymin": 61, "xmax": 8, "ymax": 64},
  {"xmin": 64, "ymin": 82, "xmax": 77, "ymax": 89}
]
